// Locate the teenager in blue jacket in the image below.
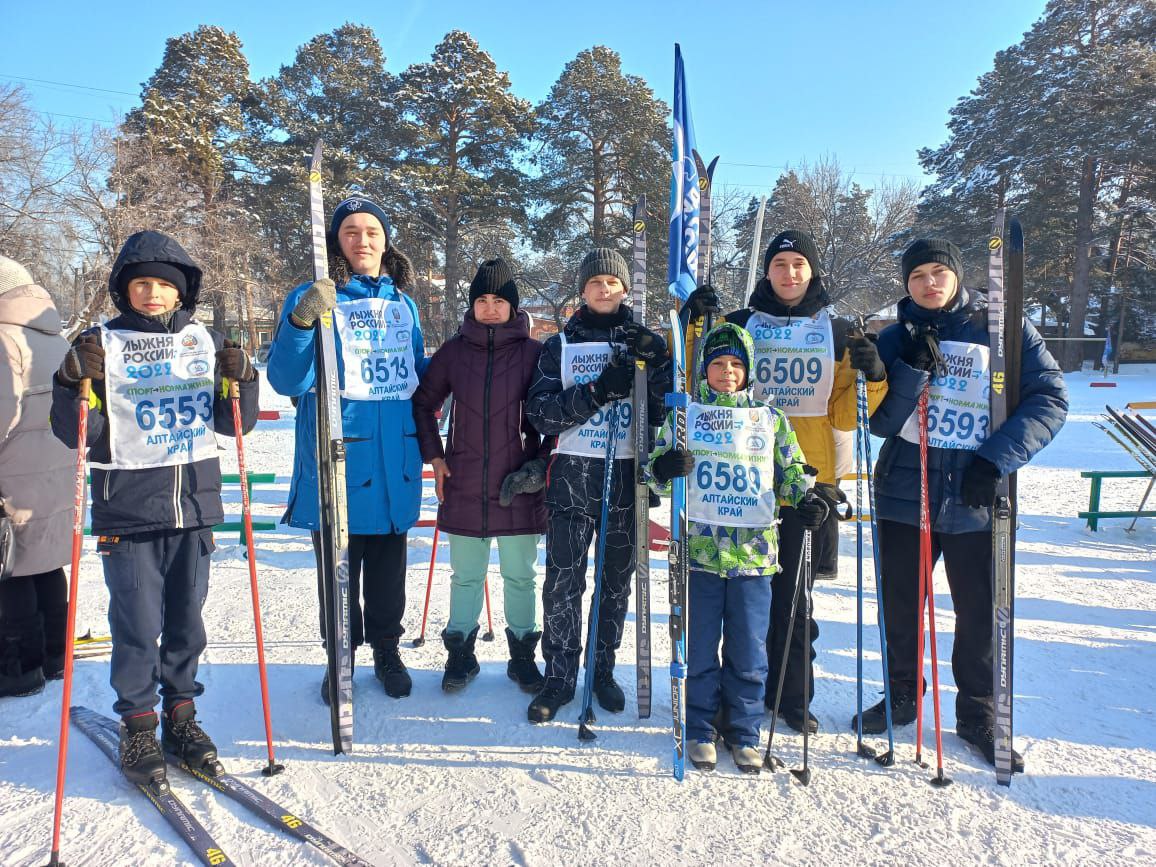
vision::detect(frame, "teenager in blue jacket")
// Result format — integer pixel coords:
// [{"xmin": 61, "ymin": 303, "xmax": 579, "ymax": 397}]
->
[
  {"xmin": 267, "ymin": 197, "xmax": 427, "ymax": 701},
  {"xmin": 856, "ymin": 238, "xmax": 1067, "ymax": 773}
]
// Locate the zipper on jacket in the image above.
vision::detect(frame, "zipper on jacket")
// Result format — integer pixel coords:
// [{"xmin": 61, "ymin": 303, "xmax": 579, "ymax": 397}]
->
[{"xmin": 481, "ymin": 327, "xmax": 494, "ymax": 536}]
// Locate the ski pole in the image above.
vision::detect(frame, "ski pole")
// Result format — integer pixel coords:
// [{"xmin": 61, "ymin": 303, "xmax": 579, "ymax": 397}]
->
[
  {"xmin": 791, "ymin": 528, "xmax": 814, "ymax": 786},
  {"xmin": 924, "ymin": 545, "xmax": 951, "ymax": 787},
  {"xmin": 413, "ymin": 527, "xmax": 439, "ymax": 648},
  {"xmin": 231, "ymin": 381, "xmax": 284, "ymax": 777},
  {"xmin": 481, "ymin": 574, "xmax": 495, "ymax": 641},
  {"xmin": 578, "ymin": 401, "xmax": 621, "ymax": 741},
  {"xmin": 44, "ymin": 378, "xmax": 90, "ymax": 867},
  {"xmin": 854, "ymin": 374, "xmax": 870, "ymax": 760}
]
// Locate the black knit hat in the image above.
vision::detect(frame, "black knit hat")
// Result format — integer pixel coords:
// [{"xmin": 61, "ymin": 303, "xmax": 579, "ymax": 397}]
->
[
  {"xmin": 117, "ymin": 261, "xmax": 188, "ymax": 299},
  {"xmin": 764, "ymin": 230, "xmax": 821, "ymax": 276},
  {"xmin": 328, "ymin": 197, "xmax": 391, "ymax": 247},
  {"xmin": 469, "ymin": 257, "xmax": 519, "ymax": 310},
  {"xmin": 902, "ymin": 239, "xmax": 962, "ymax": 288},
  {"xmin": 576, "ymin": 248, "xmax": 631, "ymax": 293}
]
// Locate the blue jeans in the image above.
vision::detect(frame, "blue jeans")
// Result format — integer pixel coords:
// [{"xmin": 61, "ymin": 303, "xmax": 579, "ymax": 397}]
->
[{"xmin": 686, "ymin": 569, "xmax": 771, "ymax": 747}]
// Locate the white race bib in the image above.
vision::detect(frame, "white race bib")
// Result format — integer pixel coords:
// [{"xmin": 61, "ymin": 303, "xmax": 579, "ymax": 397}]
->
[
  {"xmin": 900, "ymin": 340, "xmax": 991, "ymax": 451},
  {"xmin": 97, "ymin": 323, "xmax": 217, "ymax": 470},
  {"xmin": 747, "ymin": 309, "xmax": 836, "ymax": 417},
  {"xmin": 334, "ymin": 297, "xmax": 418, "ymax": 401},
  {"xmin": 687, "ymin": 403, "xmax": 778, "ymax": 529},
  {"xmin": 554, "ymin": 337, "xmax": 635, "ymax": 459}
]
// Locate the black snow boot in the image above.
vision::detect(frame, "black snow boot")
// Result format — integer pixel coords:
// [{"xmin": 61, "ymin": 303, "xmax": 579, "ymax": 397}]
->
[
  {"xmin": 851, "ymin": 688, "xmax": 918, "ymax": 735},
  {"xmin": 957, "ymin": 718, "xmax": 1025, "ymax": 774},
  {"xmin": 320, "ymin": 647, "xmax": 355, "ymax": 707},
  {"xmin": 162, "ymin": 701, "xmax": 222, "ymax": 775},
  {"xmin": 441, "ymin": 627, "xmax": 481, "ymax": 693},
  {"xmin": 527, "ymin": 681, "xmax": 573, "ymax": 724},
  {"xmin": 119, "ymin": 711, "xmax": 167, "ymax": 786},
  {"xmin": 373, "ymin": 639, "xmax": 412, "ymax": 698},
  {"xmin": 505, "ymin": 628, "xmax": 544, "ymax": 693},
  {"xmin": 782, "ymin": 706, "xmax": 820, "ymax": 734},
  {"xmin": 593, "ymin": 670, "xmax": 625, "ymax": 713},
  {"xmin": 0, "ymin": 617, "xmax": 45, "ymax": 698}
]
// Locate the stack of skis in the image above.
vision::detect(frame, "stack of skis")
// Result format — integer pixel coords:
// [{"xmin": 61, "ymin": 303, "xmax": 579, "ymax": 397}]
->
[{"xmin": 1097, "ymin": 406, "xmax": 1156, "ymax": 472}]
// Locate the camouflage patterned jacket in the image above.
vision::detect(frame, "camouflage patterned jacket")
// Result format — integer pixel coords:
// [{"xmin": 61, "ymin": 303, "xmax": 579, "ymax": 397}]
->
[{"xmin": 646, "ymin": 322, "xmax": 808, "ymax": 578}]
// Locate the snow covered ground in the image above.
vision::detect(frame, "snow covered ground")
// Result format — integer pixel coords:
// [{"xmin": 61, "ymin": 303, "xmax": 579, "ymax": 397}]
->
[{"xmin": 2, "ymin": 366, "xmax": 1154, "ymax": 866}]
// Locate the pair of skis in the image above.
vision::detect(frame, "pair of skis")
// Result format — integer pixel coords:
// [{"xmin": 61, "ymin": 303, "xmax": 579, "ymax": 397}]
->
[{"xmin": 72, "ymin": 706, "xmax": 371, "ymax": 866}]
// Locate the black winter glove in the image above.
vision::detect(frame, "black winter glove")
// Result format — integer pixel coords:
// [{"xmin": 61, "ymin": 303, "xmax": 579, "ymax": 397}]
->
[
  {"xmin": 680, "ymin": 284, "xmax": 720, "ymax": 321},
  {"xmin": 814, "ymin": 482, "xmax": 852, "ymax": 521},
  {"xmin": 960, "ymin": 456, "xmax": 1001, "ymax": 508},
  {"xmin": 289, "ymin": 278, "xmax": 337, "ymax": 328},
  {"xmin": 57, "ymin": 335, "xmax": 104, "ymax": 386},
  {"xmin": 499, "ymin": 458, "xmax": 547, "ymax": 507},
  {"xmin": 796, "ymin": 490, "xmax": 830, "ymax": 531},
  {"xmin": 622, "ymin": 321, "xmax": 668, "ymax": 364},
  {"xmin": 590, "ymin": 359, "xmax": 633, "ymax": 404},
  {"xmin": 848, "ymin": 335, "xmax": 886, "ymax": 382},
  {"xmin": 216, "ymin": 340, "xmax": 257, "ymax": 383},
  {"xmin": 901, "ymin": 328, "xmax": 943, "ymax": 373},
  {"xmin": 652, "ymin": 448, "xmax": 695, "ymax": 485}
]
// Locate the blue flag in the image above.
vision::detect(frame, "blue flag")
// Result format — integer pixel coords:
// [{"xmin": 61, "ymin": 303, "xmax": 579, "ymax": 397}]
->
[{"xmin": 667, "ymin": 44, "xmax": 700, "ymax": 303}]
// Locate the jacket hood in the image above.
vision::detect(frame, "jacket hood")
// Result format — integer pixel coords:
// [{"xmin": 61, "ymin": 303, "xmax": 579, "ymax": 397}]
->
[
  {"xmin": 0, "ymin": 284, "xmax": 64, "ymax": 336},
  {"xmin": 697, "ymin": 321, "xmax": 756, "ymax": 403},
  {"xmin": 108, "ymin": 231, "xmax": 203, "ymax": 315}
]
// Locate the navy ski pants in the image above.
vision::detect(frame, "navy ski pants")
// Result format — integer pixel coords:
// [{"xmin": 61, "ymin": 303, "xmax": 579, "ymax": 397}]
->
[
  {"xmin": 311, "ymin": 531, "xmax": 407, "ymax": 649},
  {"xmin": 99, "ymin": 528, "xmax": 213, "ymax": 717}
]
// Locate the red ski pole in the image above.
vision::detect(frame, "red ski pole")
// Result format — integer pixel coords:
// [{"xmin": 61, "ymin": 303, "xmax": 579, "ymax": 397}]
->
[
  {"xmin": 915, "ymin": 386, "xmax": 929, "ymax": 768},
  {"xmin": 481, "ymin": 574, "xmax": 495, "ymax": 642},
  {"xmin": 413, "ymin": 527, "xmax": 439, "ymax": 647},
  {"xmin": 231, "ymin": 381, "xmax": 283, "ymax": 777},
  {"xmin": 44, "ymin": 378, "xmax": 90, "ymax": 867}
]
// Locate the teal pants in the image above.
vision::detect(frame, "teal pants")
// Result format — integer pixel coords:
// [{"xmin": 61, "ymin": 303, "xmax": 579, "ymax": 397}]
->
[{"xmin": 445, "ymin": 533, "xmax": 540, "ymax": 638}]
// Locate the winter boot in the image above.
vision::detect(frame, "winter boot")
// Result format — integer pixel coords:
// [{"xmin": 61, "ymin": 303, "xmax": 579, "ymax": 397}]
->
[
  {"xmin": 689, "ymin": 740, "xmax": 717, "ymax": 772},
  {"xmin": 593, "ymin": 670, "xmax": 625, "ymax": 713},
  {"xmin": 0, "ymin": 617, "xmax": 45, "ymax": 698},
  {"xmin": 162, "ymin": 701, "xmax": 222, "ymax": 775},
  {"xmin": 320, "ymin": 647, "xmax": 355, "ymax": 706},
  {"xmin": 373, "ymin": 639, "xmax": 412, "ymax": 698},
  {"xmin": 782, "ymin": 706, "xmax": 820, "ymax": 734},
  {"xmin": 729, "ymin": 743, "xmax": 762, "ymax": 775},
  {"xmin": 505, "ymin": 628, "xmax": 544, "ymax": 693},
  {"xmin": 957, "ymin": 718, "xmax": 1025, "ymax": 774},
  {"xmin": 851, "ymin": 688, "xmax": 918, "ymax": 735},
  {"xmin": 527, "ymin": 681, "xmax": 574, "ymax": 724},
  {"xmin": 441, "ymin": 627, "xmax": 481, "ymax": 693},
  {"xmin": 119, "ymin": 711, "xmax": 167, "ymax": 786}
]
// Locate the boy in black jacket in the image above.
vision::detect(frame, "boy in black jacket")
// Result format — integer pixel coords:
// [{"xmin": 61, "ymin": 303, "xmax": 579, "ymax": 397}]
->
[{"xmin": 51, "ymin": 231, "xmax": 259, "ymax": 786}]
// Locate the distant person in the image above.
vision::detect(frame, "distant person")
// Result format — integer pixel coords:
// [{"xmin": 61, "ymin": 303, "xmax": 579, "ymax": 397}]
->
[
  {"xmin": 413, "ymin": 258, "xmax": 548, "ymax": 696},
  {"xmin": 0, "ymin": 256, "xmax": 75, "ymax": 698},
  {"xmin": 859, "ymin": 238, "xmax": 1067, "ymax": 772}
]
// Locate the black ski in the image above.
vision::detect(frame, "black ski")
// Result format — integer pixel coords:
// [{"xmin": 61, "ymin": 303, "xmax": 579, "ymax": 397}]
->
[
  {"xmin": 988, "ymin": 212, "xmax": 1022, "ymax": 786},
  {"xmin": 665, "ymin": 308, "xmax": 689, "ymax": 780},
  {"xmin": 688, "ymin": 151, "xmax": 719, "ymax": 392},
  {"xmin": 309, "ymin": 140, "xmax": 354, "ymax": 754},
  {"xmin": 70, "ymin": 706, "xmax": 234, "ymax": 867},
  {"xmin": 631, "ymin": 195, "xmax": 652, "ymax": 719},
  {"xmin": 86, "ymin": 709, "xmax": 371, "ymax": 867}
]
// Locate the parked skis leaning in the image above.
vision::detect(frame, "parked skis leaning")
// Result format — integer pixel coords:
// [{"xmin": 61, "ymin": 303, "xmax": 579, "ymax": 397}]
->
[
  {"xmin": 631, "ymin": 196, "xmax": 652, "ymax": 719},
  {"xmin": 664, "ymin": 308, "xmax": 689, "ymax": 779}
]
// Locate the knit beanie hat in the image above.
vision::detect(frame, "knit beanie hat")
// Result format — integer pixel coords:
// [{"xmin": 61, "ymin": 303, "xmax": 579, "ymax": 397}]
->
[
  {"xmin": 576, "ymin": 248, "xmax": 631, "ymax": 293},
  {"xmin": 702, "ymin": 326, "xmax": 750, "ymax": 372},
  {"xmin": 469, "ymin": 257, "xmax": 519, "ymax": 310},
  {"xmin": 329, "ymin": 197, "xmax": 391, "ymax": 247},
  {"xmin": 764, "ymin": 230, "xmax": 821, "ymax": 276},
  {"xmin": 901, "ymin": 239, "xmax": 962, "ymax": 288},
  {"xmin": 0, "ymin": 256, "xmax": 34, "ymax": 295},
  {"xmin": 117, "ymin": 261, "xmax": 188, "ymax": 299}
]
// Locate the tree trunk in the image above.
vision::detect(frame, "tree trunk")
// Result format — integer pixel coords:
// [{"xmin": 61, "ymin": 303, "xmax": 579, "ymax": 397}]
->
[{"xmin": 1065, "ymin": 155, "xmax": 1098, "ymax": 372}]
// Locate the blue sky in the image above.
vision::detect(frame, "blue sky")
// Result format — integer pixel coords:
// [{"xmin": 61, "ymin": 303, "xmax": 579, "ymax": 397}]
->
[{"xmin": 3, "ymin": 0, "xmax": 1046, "ymax": 195}]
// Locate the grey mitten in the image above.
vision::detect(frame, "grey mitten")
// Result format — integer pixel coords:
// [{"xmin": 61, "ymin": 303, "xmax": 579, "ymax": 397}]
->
[
  {"xmin": 499, "ymin": 458, "xmax": 547, "ymax": 506},
  {"xmin": 289, "ymin": 278, "xmax": 337, "ymax": 328}
]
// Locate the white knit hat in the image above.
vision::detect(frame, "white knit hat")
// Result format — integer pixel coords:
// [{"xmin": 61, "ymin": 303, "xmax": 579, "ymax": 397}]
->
[{"xmin": 0, "ymin": 256, "xmax": 34, "ymax": 295}]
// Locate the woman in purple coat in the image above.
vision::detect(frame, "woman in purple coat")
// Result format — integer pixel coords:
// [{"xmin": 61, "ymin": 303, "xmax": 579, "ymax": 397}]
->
[{"xmin": 412, "ymin": 259, "xmax": 548, "ymax": 695}]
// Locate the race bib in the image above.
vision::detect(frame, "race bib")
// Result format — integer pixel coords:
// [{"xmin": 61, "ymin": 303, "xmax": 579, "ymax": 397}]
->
[
  {"xmin": 97, "ymin": 323, "xmax": 217, "ymax": 470},
  {"xmin": 334, "ymin": 297, "xmax": 418, "ymax": 401},
  {"xmin": 899, "ymin": 340, "xmax": 991, "ymax": 451},
  {"xmin": 687, "ymin": 403, "xmax": 778, "ymax": 529},
  {"xmin": 554, "ymin": 337, "xmax": 635, "ymax": 459},
  {"xmin": 747, "ymin": 309, "xmax": 835, "ymax": 417}
]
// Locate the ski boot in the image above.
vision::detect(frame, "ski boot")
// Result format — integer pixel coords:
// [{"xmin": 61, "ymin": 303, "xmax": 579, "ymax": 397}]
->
[
  {"xmin": 689, "ymin": 741, "xmax": 717, "ymax": 771},
  {"xmin": 850, "ymin": 688, "xmax": 918, "ymax": 734},
  {"xmin": 729, "ymin": 743, "xmax": 762, "ymax": 775},
  {"xmin": 119, "ymin": 711, "xmax": 167, "ymax": 787},
  {"xmin": 441, "ymin": 627, "xmax": 481, "ymax": 693},
  {"xmin": 373, "ymin": 639, "xmax": 412, "ymax": 698},
  {"xmin": 0, "ymin": 619, "xmax": 45, "ymax": 698},
  {"xmin": 957, "ymin": 718, "xmax": 1025, "ymax": 774},
  {"xmin": 593, "ymin": 670, "xmax": 625, "ymax": 713},
  {"xmin": 527, "ymin": 681, "xmax": 573, "ymax": 724},
  {"xmin": 505, "ymin": 628, "xmax": 544, "ymax": 693},
  {"xmin": 162, "ymin": 701, "xmax": 223, "ymax": 776}
]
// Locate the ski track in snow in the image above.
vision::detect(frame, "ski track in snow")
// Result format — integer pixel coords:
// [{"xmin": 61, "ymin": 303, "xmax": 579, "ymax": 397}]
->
[{"xmin": 2, "ymin": 367, "xmax": 1154, "ymax": 865}]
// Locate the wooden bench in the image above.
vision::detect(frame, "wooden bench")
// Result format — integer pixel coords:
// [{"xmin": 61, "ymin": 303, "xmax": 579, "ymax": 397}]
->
[{"xmin": 1079, "ymin": 469, "xmax": 1156, "ymax": 531}]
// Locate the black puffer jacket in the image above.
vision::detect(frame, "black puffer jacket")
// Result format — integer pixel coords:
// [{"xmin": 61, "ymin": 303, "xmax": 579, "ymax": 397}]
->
[{"xmin": 50, "ymin": 231, "xmax": 259, "ymax": 535}]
